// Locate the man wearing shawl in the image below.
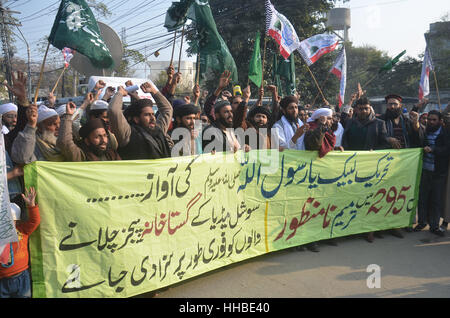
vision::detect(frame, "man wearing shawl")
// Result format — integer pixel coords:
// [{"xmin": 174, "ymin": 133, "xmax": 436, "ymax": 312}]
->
[
  {"xmin": 11, "ymin": 104, "xmax": 64, "ymax": 163},
  {"xmin": 57, "ymin": 103, "xmax": 121, "ymax": 162},
  {"xmin": 304, "ymin": 108, "xmax": 336, "ymax": 158},
  {"xmin": 273, "ymin": 96, "xmax": 307, "ymax": 151}
]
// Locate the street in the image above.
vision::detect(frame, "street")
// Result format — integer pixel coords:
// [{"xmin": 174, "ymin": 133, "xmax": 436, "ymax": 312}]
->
[{"xmin": 150, "ymin": 227, "xmax": 450, "ymax": 298}]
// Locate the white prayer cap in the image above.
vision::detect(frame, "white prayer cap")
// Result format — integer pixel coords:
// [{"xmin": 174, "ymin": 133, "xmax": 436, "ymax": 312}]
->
[
  {"xmin": 307, "ymin": 108, "xmax": 333, "ymax": 123},
  {"xmin": 0, "ymin": 103, "xmax": 18, "ymax": 115},
  {"xmin": 37, "ymin": 105, "xmax": 58, "ymax": 124},
  {"xmin": 91, "ymin": 100, "xmax": 109, "ymax": 111},
  {"xmin": 10, "ymin": 203, "xmax": 21, "ymax": 221},
  {"xmin": 56, "ymin": 104, "xmax": 67, "ymax": 117}
]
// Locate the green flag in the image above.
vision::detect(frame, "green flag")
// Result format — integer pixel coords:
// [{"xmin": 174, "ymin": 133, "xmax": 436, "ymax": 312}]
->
[
  {"xmin": 379, "ymin": 50, "xmax": 406, "ymax": 73},
  {"xmin": 248, "ymin": 31, "xmax": 262, "ymax": 88},
  {"xmin": 277, "ymin": 53, "xmax": 296, "ymax": 96},
  {"xmin": 49, "ymin": 0, "xmax": 114, "ymax": 69},
  {"xmin": 187, "ymin": 0, "xmax": 238, "ymax": 83},
  {"xmin": 272, "ymin": 54, "xmax": 283, "ymax": 96},
  {"xmin": 164, "ymin": 0, "xmax": 195, "ymax": 31}
]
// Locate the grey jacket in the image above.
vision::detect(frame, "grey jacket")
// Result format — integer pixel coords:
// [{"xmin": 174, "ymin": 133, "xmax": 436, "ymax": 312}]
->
[
  {"xmin": 107, "ymin": 91, "xmax": 174, "ymax": 149},
  {"xmin": 11, "ymin": 125, "xmax": 45, "ymax": 164}
]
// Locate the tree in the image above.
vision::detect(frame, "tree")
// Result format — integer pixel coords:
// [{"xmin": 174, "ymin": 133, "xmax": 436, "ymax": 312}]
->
[{"xmin": 186, "ymin": 0, "xmax": 342, "ymax": 104}]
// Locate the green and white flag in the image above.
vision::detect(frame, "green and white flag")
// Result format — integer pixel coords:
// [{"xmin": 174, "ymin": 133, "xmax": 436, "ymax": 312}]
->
[
  {"xmin": 187, "ymin": 0, "xmax": 238, "ymax": 83},
  {"xmin": 49, "ymin": 0, "xmax": 114, "ymax": 69},
  {"xmin": 164, "ymin": 0, "xmax": 195, "ymax": 32},
  {"xmin": 248, "ymin": 31, "xmax": 262, "ymax": 88}
]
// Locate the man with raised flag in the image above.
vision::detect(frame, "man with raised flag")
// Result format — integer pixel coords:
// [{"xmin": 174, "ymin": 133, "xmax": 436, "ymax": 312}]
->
[
  {"xmin": 419, "ymin": 46, "xmax": 433, "ymax": 102},
  {"xmin": 330, "ymin": 47, "xmax": 347, "ymax": 108},
  {"xmin": 265, "ymin": 0, "xmax": 301, "ymax": 60}
]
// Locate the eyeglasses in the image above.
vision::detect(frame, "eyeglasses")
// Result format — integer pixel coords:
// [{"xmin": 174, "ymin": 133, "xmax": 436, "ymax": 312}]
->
[{"xmin": 3, "ymin": 114, "xmax": 17, "ymax": 119}]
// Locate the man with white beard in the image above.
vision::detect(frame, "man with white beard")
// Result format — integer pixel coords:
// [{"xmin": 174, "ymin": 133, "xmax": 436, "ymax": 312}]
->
[{"xmin": 11, "ymin": 104, "xmax": 65, "ymax": 164}]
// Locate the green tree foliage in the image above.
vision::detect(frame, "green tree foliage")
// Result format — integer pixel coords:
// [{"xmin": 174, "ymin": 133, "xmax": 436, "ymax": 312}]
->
[
  {"xmin": 186, "ymin": 0, "xmax": 340, "ymax": 104},
  {"xmin": 344, "ymin": 44, "xmax": 421, "ymax": 100}
]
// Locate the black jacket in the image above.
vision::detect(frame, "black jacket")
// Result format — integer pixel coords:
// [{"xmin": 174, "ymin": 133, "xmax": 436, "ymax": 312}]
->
[
  {"xmin": 342, "ymin": 115, "xmax": 390, "ymax": 151},
  {"xmin": 118, "ymin": 124, "xmax": 171, "ymax": 160},
  {"xmin": 379, "ymin": 113, "xmax": 424, "ymax": 148}
]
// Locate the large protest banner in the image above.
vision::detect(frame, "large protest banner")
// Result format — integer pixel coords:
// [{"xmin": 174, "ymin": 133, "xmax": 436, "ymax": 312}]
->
[
  {"xmin": 0, "ymin": 128, "xmax": 18, "ymax": 249},
  {"xmin": 24, "ymin": 149, "xmax": 422, "ymax": 298}
]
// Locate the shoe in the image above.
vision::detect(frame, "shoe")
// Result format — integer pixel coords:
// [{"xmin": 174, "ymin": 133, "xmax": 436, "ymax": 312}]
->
[
  {"xmin": 413, "ymin": 224, "xmax": 426, "ymax": 232},
  {"xmin": 374, "ymin": 231, "xmax": 384, "ymax": 238},
  {"xmin": 366, "ymin": 232, "xmax": 374, "ymax": 243},
  {"xmin": 306, "ymin": 242, "xmax": 320, "ymax": 252},
  {"xmin": 404, "ymin": 227, "xmax": 413, "ymax": 232},
  {"xmin": 390, "ymin": 229, "xmax": 404, "ymax": 238},
  {"xmin": 430, "ymin": 228, "xmax": 445, "ymax": 237},
  {"xmin": 440, "ymin": 222, "xmax": 448, "ymax": 232}
]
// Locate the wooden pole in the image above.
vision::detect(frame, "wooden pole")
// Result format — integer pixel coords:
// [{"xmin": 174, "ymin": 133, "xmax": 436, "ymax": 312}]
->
[
  {"xmin": 432, "ymin": 70, "xmax": 441, "ymax": 112},
  {"xmin": 178, "ymin": 25, "xmax": 185, "ymax": 72},
  {"xmin": 305, "ymin": 64, "xmax": 326, "ymax": 104},
  {"xmin": 169, "ymin": 31, "xmax": 177, "ymax": 66},
  {"xmin": 311, "ymin": 72, "xmax": 331, "ymax": 106},
  {"xmin": 260, "ymin": 36, "xmax": 268, "ymax": 89},
  {"xmin": 51, "ymin": 66, "xmax": 67, "ymax": 95},
  {"xmin": 34, "ymin": 41, "xmax": 51, "ymax": 104},
  {"xmin": 361, "ymin": 73, "xmax": 379, "ymax": 91},
  {"xmin": 196, "ymin": 52, "xmax": 200, "ymax": 85}
]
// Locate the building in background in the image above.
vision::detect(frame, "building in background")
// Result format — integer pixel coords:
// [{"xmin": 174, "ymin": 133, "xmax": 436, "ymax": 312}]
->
[
  {"xmin": 148, "ymin": 60, "xmax": 197, "ymax": 94},
  {"xmin": 424, "ymin": 21, "xmax": 450, "ymax": 110}
]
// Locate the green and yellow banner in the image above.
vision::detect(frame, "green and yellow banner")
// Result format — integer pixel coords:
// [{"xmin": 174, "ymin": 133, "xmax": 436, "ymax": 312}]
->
[{"xmin": 24, "ymin": 149, "xmax": 422, "ymax": 298}]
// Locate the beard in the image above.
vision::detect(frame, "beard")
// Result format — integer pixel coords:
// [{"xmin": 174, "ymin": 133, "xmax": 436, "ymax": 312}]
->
[
  {"xmin": 285, "ymin": 113, "xmax": 297, "ymax": 123},
  {"xmin": 87, "ymin": 142, "xmax": 107, "ymax": 157},
  {"xmin": 254, "ymin": 121, "xmax": 268, "ymax": 129},
  {"xmin": 426, "ymin": 124, "xmax": 440, "ymax": 133},
  {"xmin": 218, "ymin": 116, "xmax": 233, "ymax": 128},
  {"xmin": 41, "ymin": 130, "xmax": 58, "ymax": 145},
  {"xmin": 385, "ymin": 108, "xmax": 402, "ymax": 120}
]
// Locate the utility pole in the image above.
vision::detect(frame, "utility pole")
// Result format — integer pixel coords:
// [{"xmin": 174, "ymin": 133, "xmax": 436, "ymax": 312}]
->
[{"xmin": 0, "ymin": 1, "xmax": 21, "ymax": 101}]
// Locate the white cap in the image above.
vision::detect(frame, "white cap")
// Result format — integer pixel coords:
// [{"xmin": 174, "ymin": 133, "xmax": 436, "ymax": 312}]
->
[
  {"xmin": 307, "ymin": 108, "xmax": 333, "ymax": 123},
  {"xmin": 10, "ymin": 203, "xmax": 21, "ymax": 221},
  {"xmin": 91, "ymin": 100, "xmax": 109, "ymax": 111},
  {"xmin": 56, "ymin": 104, "xmax": 67, "ymax": 117},
  {"xmin": 37, "ymin": 105, "xmax": 58, "ymax": 123},
  {"xmin": 0, "ymin": 103, "xmax": 18, "ymax": 115}
]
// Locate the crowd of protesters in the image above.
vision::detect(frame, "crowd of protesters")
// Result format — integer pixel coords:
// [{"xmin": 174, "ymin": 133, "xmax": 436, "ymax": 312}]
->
[{"xmin": 0, "ymin": 66, "xmax": 449, "ymax": 297}]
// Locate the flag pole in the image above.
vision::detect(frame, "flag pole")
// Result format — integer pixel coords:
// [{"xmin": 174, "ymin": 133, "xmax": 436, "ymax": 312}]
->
[
  {"xmin": 51, "ymin": 66, "xmax": 68, "ymax": 95},
  {"xmin": 311, "ymin": 72, "xmax": 331, "ymax": 106},
  {"xmin": 34, "ymin": 41, "xmax": 51, "ymax": 104},
  {"xmin": 196, "ymin": 52, "xmax": 200, "ymax": 85},
  {"xmin": 170, "ymin": 31, "xmax": 177, "ymax": 66},
  {"xmin": 432, "ymin": 70, "xmax": 441, "ymax": 112},
  {"xmin": 305, "ymin": 64, "xmax": 326, "ymax": 104},
  {"xmin": 260, "ymin": 36, "xmax": 268, "ymax": 89},
  {"xmin": 361, "ymin": 73, "xmax": 379, "ymax": 91},
  {"xmin": 178, "ymin": 25, "xmax": 185, "ymax": 72}
]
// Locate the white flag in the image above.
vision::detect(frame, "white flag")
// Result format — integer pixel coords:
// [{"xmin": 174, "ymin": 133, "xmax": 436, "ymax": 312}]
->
[
  {"xmin": 330, "ymin": 47, "xmax": 347, "ymax": 107},
  {"xmin": 297, "ymin": 33, "xmax": 339, "ymax": 66},
  {"xmin": 418, "ymin": 46, "xmax": 433, "ymax": 100},
  {"xmin": 265, "ymin": 0, "xmax": 301, "ymax": 60}
]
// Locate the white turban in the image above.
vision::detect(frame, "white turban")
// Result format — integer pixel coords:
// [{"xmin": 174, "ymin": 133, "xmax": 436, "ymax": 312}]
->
[
  {"xmin": 56, "ymin": 104, "xmax": 67, "ymax": 117},
  {"xmin": 91, "ymin": 100, "xmax": 109, "ymax": 111},
  {"xmin": 0, "ymin": 103, "xmax": 18, "ymax": 115},
  {"xmin": 10, "ymin": 203, "xmax": 21, "ymax": 221},
  {"xmin": 37, "ymin": 105, "xmax": 58, "ymax": 124},
  {"xmin": 307, "ymin": 108, "xmax": 333, "ymax": 123}
]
